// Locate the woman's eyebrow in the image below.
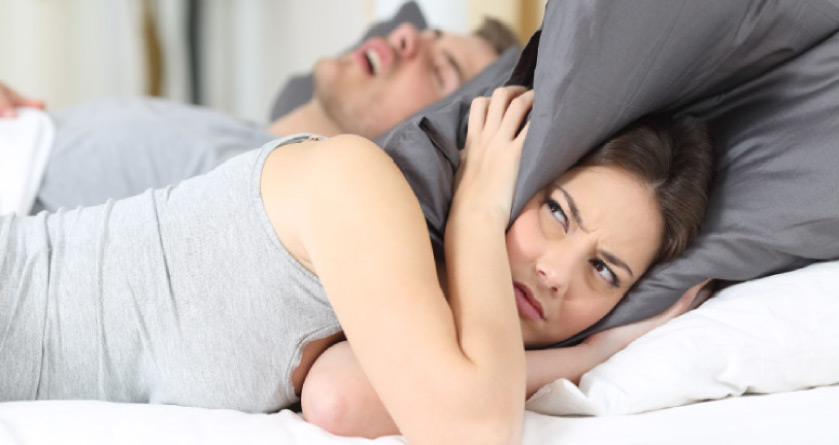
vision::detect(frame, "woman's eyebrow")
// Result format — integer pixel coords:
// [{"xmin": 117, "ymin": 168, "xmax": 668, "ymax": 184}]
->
[
  {"xmin": 557, "ymin": 186, "xmax": 586, "ymax": 231},
  {"xmin": 598, "ymin": 249, "xmax": 635, "ymax": 278},
  {"xmin": 557, "ymin": 185, "xmax": 635, "ymax": 278}
]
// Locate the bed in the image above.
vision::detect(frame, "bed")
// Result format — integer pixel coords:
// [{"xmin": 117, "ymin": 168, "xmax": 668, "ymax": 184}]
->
[
  {"xmin": 1, "ymin": 385, "xmax": 837, "ymax": 444},
  {"xmin": 3, "ymin": 2, "xmax": 839, "ymax": 443},
  {"xmin": 2, "ymin": 260, "xmax": 838, "ymax": 443}
]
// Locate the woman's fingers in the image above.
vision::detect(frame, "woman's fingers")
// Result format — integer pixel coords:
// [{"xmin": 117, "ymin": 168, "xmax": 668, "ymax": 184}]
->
[
  {"xmin": 484, "ymin": 86, "xmax": 528, "ymax": 133},
  {"xmin": 687, "ymin": 279, "xmax": 716, "ymax": 311},
  {"xmin": 499, "ymin": 90, "xmax": 534, "ymax": 140},
  {"xmin": 465, "ymin": 96, "xmax": 490, "ymax": 150},
  {"xmin": 512, "ymin": 121, "xmax": 531, "ymax": 147},
  {"xmin": 658, "ymin": 279, "xmax": 714, "ymax": 321},
  {"xmin": 460, "ymin": 85, "xmax": 532, "ymax": 179}
]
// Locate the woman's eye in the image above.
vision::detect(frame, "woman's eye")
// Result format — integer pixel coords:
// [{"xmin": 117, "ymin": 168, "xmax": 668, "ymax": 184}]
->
[
  {"xmin": 544, "ymin": 198, "xmax": 568, "ymax": 230},
  {"xmin": 591, "ymin": 259, "xmax": 619, "ymax": 288}
]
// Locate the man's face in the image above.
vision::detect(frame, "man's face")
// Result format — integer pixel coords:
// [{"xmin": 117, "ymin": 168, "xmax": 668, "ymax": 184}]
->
[{"xmin": 312, "ymin": 22, "xmax": 499, "ymax": 139}]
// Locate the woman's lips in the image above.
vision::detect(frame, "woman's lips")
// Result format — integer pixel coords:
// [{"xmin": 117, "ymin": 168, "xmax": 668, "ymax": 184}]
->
[{"xmin": 514, "ymin": 282, "xmax": 544, "ymax": 321}]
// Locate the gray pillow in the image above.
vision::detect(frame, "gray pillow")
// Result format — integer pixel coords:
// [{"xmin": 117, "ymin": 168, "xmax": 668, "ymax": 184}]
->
[
  {"xmin": 267, "ymin": 1, "xmax": 427, "ymax": 121},
  {"xmin": 614, "ymin": 28, "xmax": 839, "ymax": 339},
  {"xmin": 379, "ymin": 0, "xmax": 839, "ymax": 346},
  {"xmin": 376, "ymin": 47, "xmax": 520, "ymax": 236}
]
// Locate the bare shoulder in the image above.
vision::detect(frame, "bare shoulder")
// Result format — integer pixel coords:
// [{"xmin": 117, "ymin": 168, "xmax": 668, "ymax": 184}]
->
[
  {"xmin": 263, "ymin": 134, "xmax": 402, "ymax": 189},
  {"xmin": 260, "ymin": 135, "xmax": 422, "ymax": 272}
]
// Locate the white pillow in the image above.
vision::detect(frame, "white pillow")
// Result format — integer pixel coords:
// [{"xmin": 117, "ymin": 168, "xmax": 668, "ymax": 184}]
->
[
  {"xmin": 525, "ymin": 260, "xmax": 839, "ymax": 416},
  {"xmin": 0, "ymin": 108, "xmax": 54, "ymax": 215}
]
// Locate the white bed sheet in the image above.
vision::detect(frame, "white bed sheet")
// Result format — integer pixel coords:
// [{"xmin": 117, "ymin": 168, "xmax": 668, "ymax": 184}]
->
[{"xmin": 2, "ymin": 384, "xmax": 836, "ymax": 445}]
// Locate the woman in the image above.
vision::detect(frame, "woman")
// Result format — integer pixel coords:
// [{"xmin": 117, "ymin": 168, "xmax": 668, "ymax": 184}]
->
[
  {"xmin": 0, "ymin": 87, "xmax": 713, "ymax": 444},
  {"xmin": 301, "ymin": 88, "xmax": 716, "ymax": 438}
]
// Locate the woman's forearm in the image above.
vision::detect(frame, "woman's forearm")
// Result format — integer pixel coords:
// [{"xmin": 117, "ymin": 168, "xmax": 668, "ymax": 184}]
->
[
  {"xmin": 445, "ymin": 209, "xmax": 526, "ymax": 378},
  {"xmin": 433, "ymin": 86, "xmax": 533, "ymax": 442},
  {"xmin": 302, "ymin": 342, "xmax": 600, "ymax": 438},
  {"xmin": 443, "ymin": 208, "xmax": 526, "ymax": 440}
]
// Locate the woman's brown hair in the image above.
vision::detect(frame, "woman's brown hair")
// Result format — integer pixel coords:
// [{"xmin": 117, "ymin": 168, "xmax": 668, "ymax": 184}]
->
[{"xmin": 576, "ymin": 115, "xmax": 715, "ymax": 262}]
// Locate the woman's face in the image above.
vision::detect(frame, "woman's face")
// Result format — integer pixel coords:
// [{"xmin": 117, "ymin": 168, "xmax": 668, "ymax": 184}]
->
[{"xmin": 506, "ymin": 165, "xmax": 664, "ymax": 348}]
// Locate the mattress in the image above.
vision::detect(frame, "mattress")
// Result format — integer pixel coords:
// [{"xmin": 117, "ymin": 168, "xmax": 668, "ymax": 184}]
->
[{"xmin": 1, "ymin": 385, "xmax": 836, "ymax": 444}]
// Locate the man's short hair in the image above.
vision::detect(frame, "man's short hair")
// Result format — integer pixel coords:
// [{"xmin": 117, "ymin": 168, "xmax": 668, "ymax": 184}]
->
[{"xmin": 473, "ymin": 17, "xmax": 521, "ymax": 55}]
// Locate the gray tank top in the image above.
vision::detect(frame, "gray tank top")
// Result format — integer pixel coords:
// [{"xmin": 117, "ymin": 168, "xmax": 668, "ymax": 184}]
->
[
  {"xmin": 0, "ymin": 135, "xmax": 341, "ymax": 412},
  {"xmin": 33, "ymin": 97, "xmax": 275, "ymax": 212}
]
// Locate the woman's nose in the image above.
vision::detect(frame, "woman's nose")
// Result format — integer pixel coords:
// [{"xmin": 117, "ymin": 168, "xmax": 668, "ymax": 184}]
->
[
  {"xmin": 537, "ymin": 263, "xmax": 565, "ymax": 296},
  {"xmin": 388, "ymin": 22, "xmax": 421, "ymax": 59},
  {"xmin": 535, "ymin": 246, "xmax": 581, "ymax": 297}
]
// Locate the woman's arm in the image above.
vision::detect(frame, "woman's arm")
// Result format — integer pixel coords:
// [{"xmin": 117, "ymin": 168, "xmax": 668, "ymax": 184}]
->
[
  {"xmin": 302, "ymin": 280, "xmax": 714, "ymax": 438},
  {"xmin": 301, "ymin": 340, "xmax": 598, "ymax": 439},
  {"xmin": 263, "ymin": 87, "xmax": 532, "ymax": 444}
]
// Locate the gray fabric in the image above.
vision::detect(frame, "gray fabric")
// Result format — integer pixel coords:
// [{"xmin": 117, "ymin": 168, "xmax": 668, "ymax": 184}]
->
[
  {"xmin": 34, "ymin": 97, "xmax": 275, "ymax": 213},
  {"xmin": 376, "ymin": 46, "xmax": 519, "ymax": 241},
  {"xmin": 1, "ymin": 135, "xmax": 341, "ymax": 412},
  {"xmin": 379, "ymin": 0, "xmax": 839, "ymax": 346},
  {"xmin": 616, "ymin": 28, "xmax": 839, "ymax": 335},
  {"xmin": 268, "ymin": 1, "xmax": 428, "ymax": 121},
  {"xmin": 517, "ymin": 1, "xmax": 839, "ymax": 346}
]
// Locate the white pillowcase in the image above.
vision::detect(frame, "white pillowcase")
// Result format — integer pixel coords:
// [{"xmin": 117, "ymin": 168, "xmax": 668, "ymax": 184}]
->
[
  {"xmin": 525, "ymin": 260, "xmax": 839, "ymax": 416},
  {"xmin": 0, "ymin": 108, "xmax": 54, "ymax": 215}
]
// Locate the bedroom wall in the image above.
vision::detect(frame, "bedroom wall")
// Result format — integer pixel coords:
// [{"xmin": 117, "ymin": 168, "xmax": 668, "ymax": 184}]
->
[
  {"xmin": 0, "ymin": 0, "xmax": 147, "ymax": 112},
  {"xmin": 0, "ymin": 0, "xmax": 370, "ymax": 123}
]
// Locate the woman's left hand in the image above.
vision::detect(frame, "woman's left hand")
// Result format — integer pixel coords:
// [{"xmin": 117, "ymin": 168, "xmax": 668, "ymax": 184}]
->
[
  {"xmin": 452, "ymin": 86, "xmax": 533, "ymax": 226},
  {"xmin": 581, "ymin": 279, "xmax": 715, "ymax": 364}
]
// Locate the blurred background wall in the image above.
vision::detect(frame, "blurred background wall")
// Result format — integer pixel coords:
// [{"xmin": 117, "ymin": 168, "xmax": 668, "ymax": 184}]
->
[{"xmin": 0, "ymin": 0, "xmax": 544, "ymax": 124}]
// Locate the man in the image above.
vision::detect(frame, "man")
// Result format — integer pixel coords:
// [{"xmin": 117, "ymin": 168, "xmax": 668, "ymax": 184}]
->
[
  {"xmin": 269, "ymin": 20, "xmax": 506, "ymax": 139},
  {"xmin": 0, "ymin": 18, "xmax": 518, "ymax": 212}
]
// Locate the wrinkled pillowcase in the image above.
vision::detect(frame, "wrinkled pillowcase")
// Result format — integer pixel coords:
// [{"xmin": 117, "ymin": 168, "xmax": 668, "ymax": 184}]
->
[
  {"xmin": 372, "ymin": 1, "xmax": 839, "ymax": 347},
  {"xmin": 510, "ymin": 1, "xmax": 839, "ymax": 346},
  {"xmin": 525, "ymin": 260, "xmax": 839, "ymax": 416}
]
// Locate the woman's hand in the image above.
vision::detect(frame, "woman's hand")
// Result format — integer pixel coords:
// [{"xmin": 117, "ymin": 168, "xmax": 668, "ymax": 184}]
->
[
  {"xmin": 0, "ymin": 82, "xmax": 45, "ymax": 118},
  {"xmin": 452, "ymin": 86, "xmax": 533, "ymax": 226},
  {"xmin": 581, "ymin": 279, "xmax": 715, "ymax": 365}
]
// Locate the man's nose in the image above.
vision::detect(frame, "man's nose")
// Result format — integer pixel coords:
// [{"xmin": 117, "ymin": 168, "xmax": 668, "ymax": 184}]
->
[{"xmin": 388, "ymin": 22, "xmax": 422, "ymax": 60}]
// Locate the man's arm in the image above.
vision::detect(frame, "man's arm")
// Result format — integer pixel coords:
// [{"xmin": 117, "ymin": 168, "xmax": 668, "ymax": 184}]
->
[{"xmin": 0, "ymin": 82, "xmax": 45, "ymax": 118}]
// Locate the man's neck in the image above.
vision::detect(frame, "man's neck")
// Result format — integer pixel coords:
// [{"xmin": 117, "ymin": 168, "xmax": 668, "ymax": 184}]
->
[{"xmin": 266, "ymin": 99, "xmax": 343, "ymax": 138}]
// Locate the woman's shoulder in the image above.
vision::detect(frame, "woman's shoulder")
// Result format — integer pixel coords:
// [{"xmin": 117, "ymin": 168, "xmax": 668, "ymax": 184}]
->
[
  {"xmin": 294, "ymin": 134, "xmax": 398, "ymax": 175},
  {"xmin": 260, "ymin": 134, "xmax": 421, "ymax": 272},
  {"xmin": 264, "ymin": 134, "xmax": 400, "ymax": 191},
  {"xmin": 264, "ymin": 134, "xmax": 415, "ymax": 210}
]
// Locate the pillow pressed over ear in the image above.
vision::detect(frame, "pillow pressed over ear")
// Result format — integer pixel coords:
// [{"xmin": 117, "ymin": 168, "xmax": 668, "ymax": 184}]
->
[
  {"xmin": 524, "ymin": 260, "xmax": 839, "ymax": 416},
  {"xmin": 505, "ymin": 1, "xmax": 839, "ymax": 346},
  {"xmin": 604, "ymin": 28, "xmax": 839, "ymax": 338},
  {"xmin": 267, "ymin": 1, "xmax": 427, "ymax": 121},
  {"xmin": 380, "ymin": 1, "xmax": 839, "ymax": 345}
]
